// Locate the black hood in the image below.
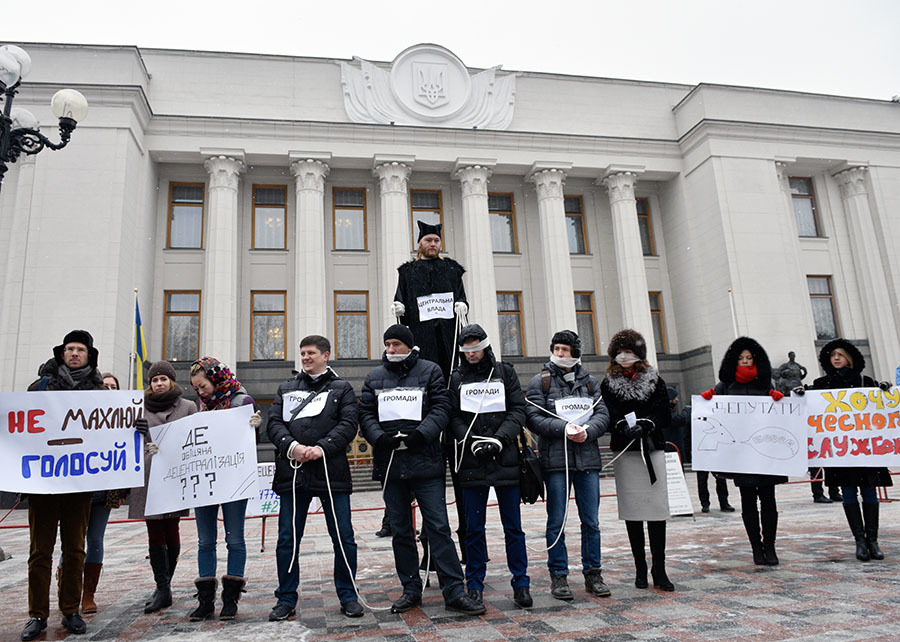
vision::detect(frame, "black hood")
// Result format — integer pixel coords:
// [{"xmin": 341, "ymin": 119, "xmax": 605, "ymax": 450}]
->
[
  {"xmin": 818, "ymin": 339, "xmax": 865, "ymax": 376},
  {"xmin": 718, "ymin": 337, "xmax": 772, "ymax": 384},
  {"xmin": 456, "ymin": 324, "xmax": 496, "ymax": 375}
]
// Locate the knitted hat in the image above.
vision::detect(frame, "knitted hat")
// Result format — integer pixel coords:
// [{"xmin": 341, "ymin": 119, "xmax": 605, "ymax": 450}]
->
[
  {"xmin": 53, "ymin": 329, "xmax": 99, "ymax": 368},
  {"xmin": 417, "ymin": 220, "xmax": 442, "ymax": 242},
  {"xmin": 607, "ymin": 329, "xmax": 648, "ymax": 362},
  {"xmin": 550, "ymin": 330, "xmax": 582, "ymax": 358},
  {"xmin": 384, "ymin": 324, "xmax": 415, "ymax": 349},
  {"xmin": 148, "ymin": 360, "xmax": 177, "ymax": 382}
]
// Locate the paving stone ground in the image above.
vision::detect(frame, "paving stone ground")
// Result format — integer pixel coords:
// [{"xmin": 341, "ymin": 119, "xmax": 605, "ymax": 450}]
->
[{"xmin": 1, "ymin": 475, "xmax": 899, "ymax": 641}]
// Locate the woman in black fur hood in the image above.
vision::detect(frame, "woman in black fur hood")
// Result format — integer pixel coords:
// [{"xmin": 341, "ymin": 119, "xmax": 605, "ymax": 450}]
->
[
  {"xmin": 701, "ymin": 337, "xmax": 786, "ymax": 566},
  {"xmin": 807, "ymin": 338, "xmax": 892, "ymax": 562},
  {"xmin": 601, "ymin": 329, "xmax": 674, "ymax": 591}
]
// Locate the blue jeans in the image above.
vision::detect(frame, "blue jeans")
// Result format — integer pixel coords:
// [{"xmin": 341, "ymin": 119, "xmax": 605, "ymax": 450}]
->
[
  {"xmin": 85, "ymin": 504, "xmax": 111, "ymax": 564},
  {"xmin": 545, "ymin": 470, "xmax": 602, "ymax": 575},
  {"xmin": 842, "ymin": 486, "xmax": 878, "ymax": 505},
  {"xmin": 194, "ymin": 499, "xmax": 248, "ymax": 578},
  {"xmin": 274, "ymin": 490, "xmax": 357, "ymax": 607},
  {"xmin": 383, "ymin": 477, "xmax": 464, "ymax": 601},
  {"xmin": 462, "ymin": 485, "xmax": 528, "ymax": 591}
]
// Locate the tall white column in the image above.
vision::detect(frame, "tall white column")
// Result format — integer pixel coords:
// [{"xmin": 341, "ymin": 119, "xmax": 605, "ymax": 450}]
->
[
  {"xmin": 291, "ymin": 158, "xmax": 330, "ymax": 369},
  {"xmin": 374, "ymin": 160, "xmax": 413, "ymax": 332},
  {"xmin": 530, "ymin": 167, "xmax": 577, "ymax": 337},
  {"xmin": 833, "ymin": 167, "xmax": 900, "ymax": 376},
  {"xmin": 454, "ymin": 163, "xmax": 502, "ymax": 357},
  {"xmin": 601, "ymin": 171, "xmax": 657, "ymax": 367},
  {"xmin": 0, "ymin": 155, "xmax": 36, "ymax": 390},
  {"xmin": 202, "ymin": 155, "xmax": 244, "ymax": 369}
]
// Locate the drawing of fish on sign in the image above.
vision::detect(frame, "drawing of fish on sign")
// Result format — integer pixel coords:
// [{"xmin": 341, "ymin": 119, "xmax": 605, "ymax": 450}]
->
[
  {"xmin": 696, "ymin": 417, "xmax": 736, "ymax": 451},
  {"xmin": 742, "ymin": 427, "xmax": 798, "ymax": 460}
]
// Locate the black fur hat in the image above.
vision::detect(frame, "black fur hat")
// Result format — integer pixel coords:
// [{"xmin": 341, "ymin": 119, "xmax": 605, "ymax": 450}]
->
[
  {"xmin": 818, "ymin": 338, "xmax": 864, "ymax": 375},
  {"xmin": 718, "ymin": 336, "xmax": 771, "ymax": 384},
  {"xmin": 53, "ymin": 329, "xmax": 99, "ymax": 368},
  {"xmin": 550, "ymin": 330, "xmax": 581, "ymax": 358},
  {"xmin": 607, "ymin": 329, "xmax": 647, "ymax": 362},
  {"xmin": 417, "ymin": 220, "xmax": 442, "ymax": 243}
]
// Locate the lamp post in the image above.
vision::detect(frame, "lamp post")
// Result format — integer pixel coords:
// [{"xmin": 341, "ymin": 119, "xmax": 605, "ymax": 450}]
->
[{"xmin": 0, "ymin": 44, "xmax": 88, "ymax": 193}]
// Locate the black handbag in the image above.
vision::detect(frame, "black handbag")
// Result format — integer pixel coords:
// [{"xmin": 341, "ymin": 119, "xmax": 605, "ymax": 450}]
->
[{"xmin": 518, "ymin": 431, "xmax": 544, "ymax": 504}]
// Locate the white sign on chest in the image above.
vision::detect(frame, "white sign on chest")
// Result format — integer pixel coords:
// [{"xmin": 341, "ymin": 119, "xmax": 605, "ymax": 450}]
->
[
  {"xmin": 555, "ymin": 397, "xmax": 594, "ymax": 424},
  {"xmin": 282, "ymin": 390, "xmax": 329, "ymax": 421},
  {"xmin": 417, "ymin": 292, "xmax": 454, "ymax": 321},
  {"xmin": 378, "ymin": 388, "xmax": 424, "ymax": 422},
  {"xmin": 460, "ymin": 381, "xmax": 506, "ymax": 414}
]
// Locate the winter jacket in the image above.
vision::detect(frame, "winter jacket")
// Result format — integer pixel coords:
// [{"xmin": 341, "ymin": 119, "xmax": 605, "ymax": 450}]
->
[
  {"xmin": 267, "ymin": 368, "xmax": 359, "ymax": 496},
  {"xmin": 359, "ymin": 350, "xmax": 450, "ymax": 481},
  {"xmin": 28, "ymin": 358, "xmax": 106, "ymax": 392},
  {"xmin": 394, "ymin": 257, "xmax": 467, "ymax": 376},
  {"xmin": 712, "ymin": 337, "xmax": 787, "ymax": 487},
  {"xmin": 524, "ymin": 362, "xmax": 609, "ymax": 473},
  {"xmin": 602, "ymin": 366, "xmax": 670, "ymax": 453},
  {"xmin": 129, "ymin": 393, "xmax": 196, "ymax": 520},
  {"xmin": 449, "ymin": 354, "xmax": 526, "ymax": 487},
  {"xmin": 810, "ymin": 339, "xmax": 892, "ymax": 488}
]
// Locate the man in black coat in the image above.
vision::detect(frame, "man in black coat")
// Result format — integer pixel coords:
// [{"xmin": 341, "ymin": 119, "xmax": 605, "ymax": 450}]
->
[
  {"xmin": 21, "ymin": 330, "xmax": 107, "ymax": 641},
  {"xmin": 524, "ymin": 330, "xmax": 610, "ymax": 601},
  {"xmin": 449, "ymin": 324, "xmax": 532, "ymax": 608},
  {"xmin": 359, "ymin": 325, "xmax": 484, "ymax": 616},
  {"xmin": 266, "ymin": 335, "xmax": 362, "ymax": 620}
]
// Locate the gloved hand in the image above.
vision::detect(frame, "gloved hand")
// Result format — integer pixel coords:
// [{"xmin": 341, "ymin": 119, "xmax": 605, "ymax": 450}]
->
[
  {"xmin": 879, "ymin": 381, "xmax": 893, "ymax": 391},
  {"xmin": 616, "ymin": 418, "xmax": 642, "ymax": 440},
  {"xmin": 700, "ymin": 388, "xmax": 715, "ymax": 401},
  {"xmin": 636, "ymin": 418, "xmax": 655, "ymax": 433},
  {"xmin": 134, "ymin": 418, "xmax": 149, "ymax": 437},
  {"xmin": 390, "ymin": 301, "xmax": 406, "ymax": 318},
  {"xmin": 473, "ymin": 441, "xmax": 501, "ymax": 462},
  {"xmin": 249, "ymin": 411, "xmax": 262, "ymax": 428},
  {"xmin": 454, "ymin": 301, "xmax": 468, "ymax": 317},
  {"xmin": 402, "ymin": 430, "xmax": 425, "ymax": 451},
  {"xmin": 146, "ymin": 442, "xmax": 159, "ymax": 456},
  {"xmin": 376, "ymin": 433, "xmax": 397, "ymax": 450},
  {"xmin": 792, "ymin": 385, "xmax": 806, "ymax": 396},
  {"xmin": 768, "ymin": 389, "xmax": 784, "ymax": 401}
]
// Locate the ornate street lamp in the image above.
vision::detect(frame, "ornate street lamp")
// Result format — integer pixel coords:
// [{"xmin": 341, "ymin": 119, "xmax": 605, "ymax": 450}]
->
[{"xmin": 0, "ymin": 44, "xmax": 88, "ymax": 192}]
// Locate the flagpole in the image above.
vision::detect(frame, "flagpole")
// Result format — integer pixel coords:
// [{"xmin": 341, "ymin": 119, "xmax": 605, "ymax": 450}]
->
[{"xmin": 129, "ymin": 288, "xmax": 138, "ymax": 390}]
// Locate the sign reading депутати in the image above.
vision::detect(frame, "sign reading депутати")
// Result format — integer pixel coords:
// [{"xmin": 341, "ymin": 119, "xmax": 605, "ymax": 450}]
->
[
  {"xmin": 144, "ymin": 405, "xmax": 258, "ymax": 516},
  {"xmin": 0, "ymin": 390, "xmax": 145, "ymax": 494}
]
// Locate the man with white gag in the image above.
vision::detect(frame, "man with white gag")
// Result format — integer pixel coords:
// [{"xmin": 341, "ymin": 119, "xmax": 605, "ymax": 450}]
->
[
  {"xmin": 266, "ymin": 335, "xmax": 362, "ymax": 620},
  {"xmin": 525, "ymin": 330, "xmax": 611, "ymax": 601},
  {"xmin": 359, "ymin": 325, "xmax": 485, "ymax": 616}
]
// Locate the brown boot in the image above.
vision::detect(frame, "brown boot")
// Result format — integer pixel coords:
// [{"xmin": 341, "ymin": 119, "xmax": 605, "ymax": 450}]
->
[{"xmin": 81, "ymin": 562, "xmax": 102, "ymax": 614}]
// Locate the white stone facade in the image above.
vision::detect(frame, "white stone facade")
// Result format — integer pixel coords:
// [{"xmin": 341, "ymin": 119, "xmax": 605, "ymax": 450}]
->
[{"xmin": 1, "ymin": 42, "xmax": 899, "ymax": 395}]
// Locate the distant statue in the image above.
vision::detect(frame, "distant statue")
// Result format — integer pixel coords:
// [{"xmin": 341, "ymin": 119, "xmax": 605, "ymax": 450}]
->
[{"xmin": 774, "ymin": 351, "xmax": 807, "ymax": 394}]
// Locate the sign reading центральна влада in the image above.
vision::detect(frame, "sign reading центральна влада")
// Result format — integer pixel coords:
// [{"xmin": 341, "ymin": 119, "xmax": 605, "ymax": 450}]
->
[{"xmin": 0, "ymin": 390, "xmax": 145, "ymax": 494}]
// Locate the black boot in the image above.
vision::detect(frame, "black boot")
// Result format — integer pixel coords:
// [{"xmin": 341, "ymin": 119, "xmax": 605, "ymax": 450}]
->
[
  {"xmin": 144, "ymin": 546, "xmax": 172, "ymax": 613},
  {"xmin": 188, "ymin": 577, "xmax": 217, "ymax": 621},
  {"xmin": 647, "ymin": 521, "xmax": 674, "ymax": 591},
  {"xmin": 862, "ymin": 503, "xmax": 884, "ymax": 560},
  {"xmin": 760, "ymin": 509, "xmax": 779, "ymax": 565},
  {"xmin": 375, "ymin": 511, "xmax": 392, "ymax": 538},
  {"xmin": 741, "ymin": 510, "xmax": 766, "ymax": 565},
  {"xmin": 219, "ymin": 575, "xmax": 246, "ymax": 620},
  {"xmin": 625, "ymin": 520, "xmax": 648, "ymax": 588},
  {"xmin": 843, "ymin": 503, "xmax": 870, "ymax": 561},
  {"xmin": 167, "ymin": 545, "xmax": 180, "ymax": 581}
]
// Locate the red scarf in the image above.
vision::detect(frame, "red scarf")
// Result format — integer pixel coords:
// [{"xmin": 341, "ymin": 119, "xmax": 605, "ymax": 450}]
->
[{"xmin": 735, "ymin": 365, "xmax": 758, "ymax": 383}]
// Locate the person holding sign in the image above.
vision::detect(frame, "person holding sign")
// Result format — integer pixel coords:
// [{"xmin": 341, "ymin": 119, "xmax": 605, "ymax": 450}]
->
[
  {"xmin": 449, "ymin": 324, "xmax": 531, "ymax": 608},
  {"xmin": 601, "ymin": 330, "xmax": 674, "ymax": 591},
  {"xmin": 265, "ymin": 335, "xmax": 362, "ymax": 621},
  {"xmin": 21, "ymin": 330, "xmax": 108, "ymax": 641},
  {"xmin": 128, "ymin": 361, "xmax": 197, "ymax": 614},
  {"xmin": 803, "ymin": 339, "xmax": 892, "ymax": 561},
  {"xmin": 525, "ymin": 330, "xmax": 611, "ymax": 601},
  {"xmin": 359, "ymin": 325, "xmax": 485, "ymax": 616},
  {"xmin": 701, "ymin": 337, "xmax": 786, "ymax": 566},
  {"xmin": 188, "ymin": 357, "xmax": 258, "ymax": 621}
]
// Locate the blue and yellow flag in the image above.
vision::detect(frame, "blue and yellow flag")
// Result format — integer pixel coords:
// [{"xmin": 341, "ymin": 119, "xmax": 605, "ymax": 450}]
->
[{"xmin": 135, "ymin": 298, "xmax": 148, "ymax": 390}]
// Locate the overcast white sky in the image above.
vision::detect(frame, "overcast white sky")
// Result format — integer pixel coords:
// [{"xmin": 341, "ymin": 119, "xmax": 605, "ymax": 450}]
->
[{"xmin": 6, "ymin": 0, "xmax": 899, "ymax": 100}]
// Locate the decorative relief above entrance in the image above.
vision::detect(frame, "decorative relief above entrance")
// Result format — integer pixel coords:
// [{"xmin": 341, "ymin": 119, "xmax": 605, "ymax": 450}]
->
[{"xmin": 339, "ymin": 44, "xmax": 516, "ymax": 130}]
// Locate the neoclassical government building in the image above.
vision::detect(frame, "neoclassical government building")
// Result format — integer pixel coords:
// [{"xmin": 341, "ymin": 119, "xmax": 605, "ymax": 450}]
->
[{"xmin": 2, "ymin": 42, "xmax": 899, "ymax": 406}]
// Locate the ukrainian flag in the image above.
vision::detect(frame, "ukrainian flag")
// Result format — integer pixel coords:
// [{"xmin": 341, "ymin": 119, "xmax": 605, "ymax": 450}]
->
[{"xmin": 135, "ymin": 299, "xmax": 148, "ymax": 390}]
